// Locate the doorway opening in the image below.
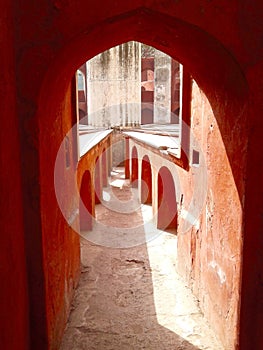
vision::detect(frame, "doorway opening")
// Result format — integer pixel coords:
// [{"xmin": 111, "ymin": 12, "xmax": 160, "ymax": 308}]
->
[
  {"xmin": 157, "ymin": 166, "xmax": 177, "ymax": 231},
  {"xmin": 58, "ymin": 42, "xmax": 227, "ymax": 350}
]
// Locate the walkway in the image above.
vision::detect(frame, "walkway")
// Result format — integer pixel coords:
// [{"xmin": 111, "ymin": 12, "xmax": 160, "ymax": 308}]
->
[{"xmin": 60, "ymin": 168, "xmax": 224, "ymax": 350}]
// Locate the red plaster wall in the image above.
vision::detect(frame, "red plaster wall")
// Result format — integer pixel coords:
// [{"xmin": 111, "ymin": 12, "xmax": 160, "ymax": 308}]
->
[
  {"xmin": 176, "ymin": 80, "xmax": 244, "ymax": 349},
  {"xmin": 77, "ymin": 134, "xmax": 112, "ymax": 223},
  {"xmin": 157, "ymin": 167, "xmax": 177, "ymax": 230},
  {"xmin": 0, "ymin": 3, "xmax": 29, "ymax": 349},
  {"xmin": 80, "ymin": 170, "xmax": 92, "ymax": 230},
  {"xmin": 41, "ymin": 81, "xmax": 81, "ymax": 350},
  {"xmin": 131, "ymin": 146, "xmax": 139, "ymax": 187},
  {"xmin": 239, "ymin": 61, "xmax": 263, "ymax": 350},
  {"xmin": 95, "ymin": 157, "xmax": 102, "ymax": 204},
  {"xmin": 102, "ymin": 149, "xmax": 108, "ymax": 187},
  {"xmin": 125, "ymin": 137, "xmax": 130, "ymax": 179},
  {"xmin": 141, "ymin": 155, "xmax": 152, "ymax": 204},
  {"xmin": 3, "ymin": 1, "xmax": 263, "ymax": 349}
]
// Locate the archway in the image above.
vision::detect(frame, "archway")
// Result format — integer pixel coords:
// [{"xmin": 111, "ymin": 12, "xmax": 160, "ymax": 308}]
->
[
  {"xmin": 131, "ymin": 146, "xmax": 138, "ymax": 188},
  {"xmin": 29, "ymin": 5, "xmax": 249, "ymax": 349},
  {"xmin": 157, "ymin": 166, "xmax": 177, "ymax": 230},
  {"xmin": 79, "ymin": 170, "xmax": 92, "ymax": 231},
  {"xmin": 141, "ymin": 155, "xmax": 152, "ymax": 204}
]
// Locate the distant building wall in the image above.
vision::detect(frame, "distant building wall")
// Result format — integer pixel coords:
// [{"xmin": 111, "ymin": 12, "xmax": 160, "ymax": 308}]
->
[
  {"xmin": 77, "ymin": 64, "xmax": 88, "ymax": 122},
  {"xmin": 154, "ymin": 50, "xmax": 172, "ymax": 123},
  {"xmin": 141, "ymin": 57, "xmax": 154, "ymax": 124},
  {"xmin": 87, "ymin": 42, "xmax": 141, "ymax": 127}
]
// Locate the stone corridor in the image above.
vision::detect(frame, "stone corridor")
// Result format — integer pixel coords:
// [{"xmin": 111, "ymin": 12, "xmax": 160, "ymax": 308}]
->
[{"xmin": 60, "ymin": 168, "xmax": 224, "ymax": 350}]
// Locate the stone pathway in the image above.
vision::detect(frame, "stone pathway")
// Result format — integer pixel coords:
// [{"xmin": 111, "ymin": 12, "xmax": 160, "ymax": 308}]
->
[{"xmin": 60, "ymin": 168, "xmax": 224, "ymax": 350}]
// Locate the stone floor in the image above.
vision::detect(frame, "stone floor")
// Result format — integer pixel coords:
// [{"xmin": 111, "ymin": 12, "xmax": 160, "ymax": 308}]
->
[{"xmin": 60, "ymin": 168, "xmax": 224, "ymax": 350}]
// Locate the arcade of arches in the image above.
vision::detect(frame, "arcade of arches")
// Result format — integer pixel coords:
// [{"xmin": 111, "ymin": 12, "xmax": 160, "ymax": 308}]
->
[{"xmin": 1, "ymin": 1, "xmax": 263, "ymax": 350}]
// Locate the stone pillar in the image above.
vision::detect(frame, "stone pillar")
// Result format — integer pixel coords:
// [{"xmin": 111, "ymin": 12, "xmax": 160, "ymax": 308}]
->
[
  {"xmin": 125, "ymin": 137, "xmax": 130, "ymax": 179},
  {"xmin": 154, "ymin": 50, "xmax": 171, "ymax": 123}
]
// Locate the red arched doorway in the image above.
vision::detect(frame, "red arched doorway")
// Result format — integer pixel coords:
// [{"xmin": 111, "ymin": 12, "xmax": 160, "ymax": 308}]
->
[
  {"xmin": 31, "ymin": 5, "xmax": 249, "ymax": 350},
  {"xmin": 131, "ymin": 146, "xmax": 138, "ymax": 188},
  {"xmin": 141, "ymin": 155, "xmax": 152, "ymax": 204},
  {"xmin": 157, "ymin": 166, "xmax": 177, "ymax": 231},
  {"xmin": 79, "ymin": 170, "xmax": 92, "ymax": 231}
]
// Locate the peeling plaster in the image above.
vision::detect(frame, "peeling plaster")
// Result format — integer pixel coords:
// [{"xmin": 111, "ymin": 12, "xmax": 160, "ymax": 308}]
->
[{"xmin": 209, "ymin": 260, "xmax": 226, "ymax": 284}]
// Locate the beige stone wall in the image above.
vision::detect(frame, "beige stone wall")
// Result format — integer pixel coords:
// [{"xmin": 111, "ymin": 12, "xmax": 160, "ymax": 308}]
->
[
  {"xmin": 154, "ymin": 49, "xmax": 172, "ymax": 123},
  {"xmin": 87, "ymin": 41, "xmax": 141, "ymax": 127}
]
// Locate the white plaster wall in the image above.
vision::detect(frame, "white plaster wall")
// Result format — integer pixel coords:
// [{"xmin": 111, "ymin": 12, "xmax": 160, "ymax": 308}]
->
[{"xmin": 87, "ymin": 42, "xmax": 141, "ymax": 127}]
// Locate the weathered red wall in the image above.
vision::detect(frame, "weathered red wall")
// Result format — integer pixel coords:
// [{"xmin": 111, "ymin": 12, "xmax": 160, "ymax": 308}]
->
[
  {"xmin": 239, "ymin": 62, "xmax": 263, "ymax": 350},
  {"xmin": 131, "ymin": 146, "xmax": 139, "ymax": 187},
  {"xmin": 41, "ymin": 81, "xmax": 80, "ymax": 350},
  {"xmin": 1, "ymin": 0, "xmax": 262, "ymax": 349},
  {"xmin": 80, "ymin": 170, "xmax": 93, "ymax": 230},
  {"xmin": 95, "ymin": 157, "xmax": 101, "ymax": 204},
  {"xmin": 77, "ymin": 134, "xmax": 112, "ymax": 210},
  {"xmin": 76, "ymin": 133, "xmax": 112, "ymax": 234},
  {"xmin": 0, "ymin": 2, "xmax": 29, "ymax": 349},
  {"xmin": 141, "ymin": 155, "xmax": 152, "ymax": 204},
  {"xmin": 176, "ymin": 80, "xmax": 244, "ymax": 349},
  {"xmin": 127, "ymin": 102, "xmax": 243, "ymax": 348},
  {"xmin": 125, "ymin": 137, "xmax": 130, "ymax": 179}
]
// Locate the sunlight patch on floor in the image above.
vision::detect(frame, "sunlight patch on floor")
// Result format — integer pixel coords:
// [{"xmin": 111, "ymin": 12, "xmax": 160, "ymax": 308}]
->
[
  {"xmin": 109, "ymin": 178, "xmax": 126, "ymax": 188},
  {"xmin": 102, "ymin": 190, "xmax": 111, "ymax": 201},
  {"xmin": 146, "ymin": 233, "xmax": 224, "ymax": 349}
]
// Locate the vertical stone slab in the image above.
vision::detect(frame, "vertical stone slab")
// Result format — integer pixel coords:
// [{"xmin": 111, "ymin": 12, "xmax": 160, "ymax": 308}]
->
[
  {"xmin": 154, "ymin": 50, "xmax": 171, "ymax": 124},
  {"xmin": 87, "ymin": 42, "xmax": 141, "ymax": 127}
]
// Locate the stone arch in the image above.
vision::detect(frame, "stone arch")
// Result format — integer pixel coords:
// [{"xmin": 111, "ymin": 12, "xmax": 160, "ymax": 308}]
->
[
  {"xmin": 141, "ymin": 155, "xmax": 152, "ymax": 204},
  {"xmin": 37, "ymin": 7, "xmax": 248, "ymax": 199},
  {"xmin": 29, "ymin": 5, "xmax": 250, "ymax": 349},
  {"xmin": 157, "ymin": 166, "xmax": 177, "ymax": 231},
  {"xmin": 79, "ymin": 170, "xmax": 92, "ymax": 231},
  {"xmin": 131, "ymin": 146, "xmax": 138, "ymax": 188}
]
